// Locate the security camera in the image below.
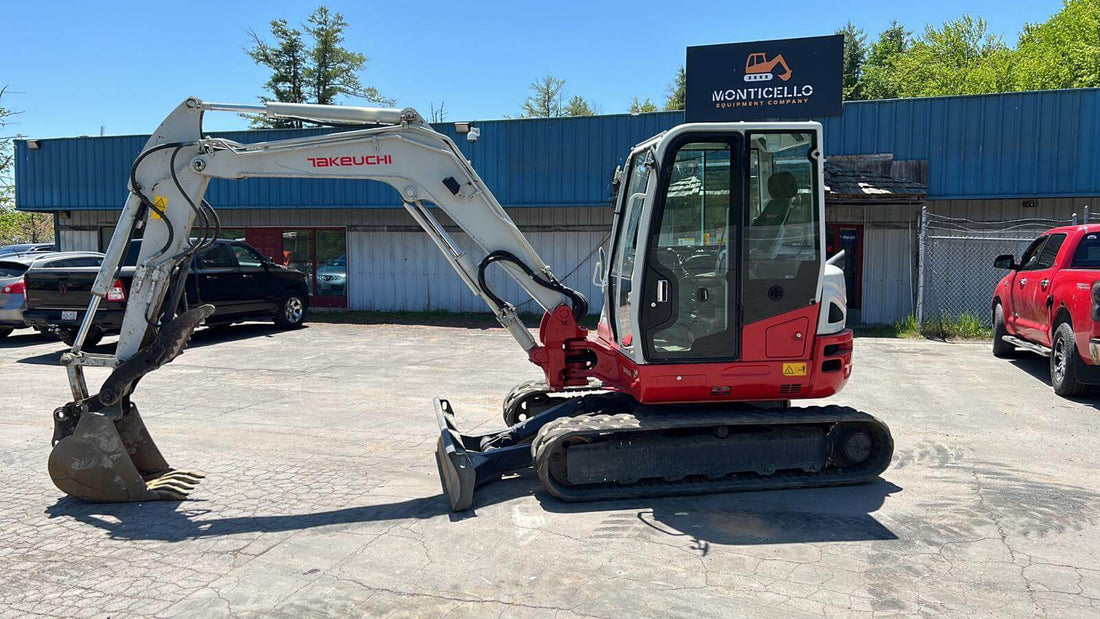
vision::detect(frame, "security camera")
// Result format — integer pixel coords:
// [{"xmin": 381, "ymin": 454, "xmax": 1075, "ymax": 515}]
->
[{"xmin": 466, "ymin": 127, "xmax": 480, "ymax": 143}]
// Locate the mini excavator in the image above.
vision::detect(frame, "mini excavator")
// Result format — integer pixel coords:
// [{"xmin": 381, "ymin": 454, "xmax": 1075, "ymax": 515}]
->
[{"xmin": 48, "ymin": 98, "xmax": 892, "ymax": 511}]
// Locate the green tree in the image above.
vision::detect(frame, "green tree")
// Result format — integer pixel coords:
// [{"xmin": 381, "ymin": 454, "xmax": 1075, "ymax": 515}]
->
[
  {"xmin": 1011, "ymin": 0, "xmax": 1100, "ymax": 90},
  {"xmin": 664, "ymin": 66, "xmax": 686, "ymax": 111},
  {"xmin": 862, "ymin": 21, "xmax": 911, "ymax": 100},
  {"xmin": 521, "ymin": 75, "xmax": 567, "ymax": 117},
  {"xmin": 892, "ymin": 15, "xmax": 1014, "ymax": 96},
  {"xmin": 247, "ymin": 5, "xmax": 389, "ymax": 129},
  {"xmin": 247, "ymin": 19, "xmax": 308, "ymax": 128},
  {"xmin": 629, "ymin": 97, "xmax": 658, "ymax": 113},
  {"xmin": 838, "ymin": 21, "xmax": 868, "ymax": 100},
  {"xmin": 305, "ymin": 7, "xmax": 386, "ymax": 105},
  {"xmin": 563, "ymin": 95, "xmax": 595, "ymax": 116},
  {"xmin": 0, "ymin": 86, "xmax": 53, "ymax": 246}
]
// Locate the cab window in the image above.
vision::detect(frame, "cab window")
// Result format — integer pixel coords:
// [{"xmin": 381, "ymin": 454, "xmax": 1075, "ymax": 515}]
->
[
  {"xmin": 1017, "ymin": 236, "xmax": 1048, "ymax": 271},
  {"xmin": 1034, "ymin": 233, "xmax": 1066, "ymax": 269},
  {"xmin": 743, "ymin": 132, "xmax": 820, "ymax": 322},
  {"xmin": 230, "ymin": 244, "xmax": 265, "ymax": 268},
  {"xmin": 197, "ymin": 244, "xmax": 237, "ymax": 269},
  {"xmin": 1072, "ymin": 233, "xmax": 1100, "ymax": 268},
  {"xmin": 608, "ymin": 151, "xmax": 652, "ymax": 347}
]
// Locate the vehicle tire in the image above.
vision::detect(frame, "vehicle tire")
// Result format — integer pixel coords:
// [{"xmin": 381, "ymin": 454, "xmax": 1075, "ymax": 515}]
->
[
  {"xmin": 1050, "ymin": 322, "xmax": 1089, "ymax": 397},
  {"xmin": 992, "ymin": 303, "xmax": 1016, "ymax": 358},
  {"xmin": 274, "ymin": 293, "xmax": 306, "ymax": 330},
  {"xmin": 58, "ymin": 327, "xmax": 103, "ymax": 348},
  {"xmin": 0, "ymin": 327, "xmax": 12, "ymax": 339}
]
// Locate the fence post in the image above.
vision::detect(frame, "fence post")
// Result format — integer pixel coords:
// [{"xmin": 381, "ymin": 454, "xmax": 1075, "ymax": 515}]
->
[
  {"xmin": 1086, "ymin": 205, "xmax": 1091, "ymax": 224},
  {"xmin": 1072, "ymin": 212, "xmax": 1079, "ymax": 225},
  {"xmin": 916, "ymin": 205, "xmax": 928, "ymax": 326}
]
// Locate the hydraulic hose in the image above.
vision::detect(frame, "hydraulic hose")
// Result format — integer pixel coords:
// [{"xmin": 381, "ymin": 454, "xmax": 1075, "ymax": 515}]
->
[{"xmin": 477, "ymin": 250, "xmax": 589, "ymax": 322}]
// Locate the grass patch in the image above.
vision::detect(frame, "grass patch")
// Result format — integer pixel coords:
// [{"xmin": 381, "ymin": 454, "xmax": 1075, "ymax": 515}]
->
[
  {"xmin": 854, "ymin": 312, "xmax": 991, "ymax": 340},
  {"xmin": 918, "ymin": 312, "xmax": 992, "ymax": 340}
]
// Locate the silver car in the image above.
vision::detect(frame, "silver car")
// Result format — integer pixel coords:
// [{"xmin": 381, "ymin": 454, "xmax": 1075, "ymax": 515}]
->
[
  {"xmin": 0, "ymin": 255, "xmax": 38, "ymax": 337},
  {"xmin": 1, "ymin": 252, "xmax": 104, "ymax": 338}
]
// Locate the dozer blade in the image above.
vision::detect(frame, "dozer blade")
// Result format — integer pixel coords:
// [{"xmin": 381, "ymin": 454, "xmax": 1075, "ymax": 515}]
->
[{"xmin": 48, "ymin": 403, "xmax": 205, "ymax": 502}]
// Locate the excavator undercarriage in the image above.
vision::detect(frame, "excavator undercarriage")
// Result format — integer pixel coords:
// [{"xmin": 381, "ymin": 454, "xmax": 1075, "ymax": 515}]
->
[
  {"xmin": 438, "ymin": 393, "xmax": 892, "ymax": 511},
  {"xmin": 46, "ymin": 97, "xmax": 894, "ymax": 512}
]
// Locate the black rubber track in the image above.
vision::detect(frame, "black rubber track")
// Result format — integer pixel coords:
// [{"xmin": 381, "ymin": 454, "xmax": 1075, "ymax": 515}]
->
[
  {"xmin": 532, "ymin": 405, "xmax": 893, "ymax": 503},
  {"xmin": 502, "ymin": 379, "xmax": 606, "ymax": 426}
]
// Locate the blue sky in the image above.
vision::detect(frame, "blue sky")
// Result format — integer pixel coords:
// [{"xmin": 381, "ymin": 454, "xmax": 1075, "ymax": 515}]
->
[{"xmin": 4, "ymin": 0, "xmax": 1066, "ymax": 138}]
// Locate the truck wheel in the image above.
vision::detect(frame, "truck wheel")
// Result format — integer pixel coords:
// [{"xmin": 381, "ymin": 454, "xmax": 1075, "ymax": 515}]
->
[
  {"xmin": 992, "ymin": 303, "xmax": 1016, "ymax": 358},
  {"xmin": 1051, "ymin": 322, "xmax": 1089, "ymax": 397},
  {"xmin": 0, "ymin": 327, "xmax": 12, "ymax": 339},
  {"xmin": 274, "ymin": 293, "xmax": 306, "ymax": 330},
  {"xmin": 59, "ymin": 327, "xmax": 103, "ymax": 348}
]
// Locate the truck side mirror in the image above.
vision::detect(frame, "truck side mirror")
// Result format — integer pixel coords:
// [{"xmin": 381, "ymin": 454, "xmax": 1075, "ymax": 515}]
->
[{"xmin": 993, "ymin": 254, "xmax": 1018, "ymax": 270}]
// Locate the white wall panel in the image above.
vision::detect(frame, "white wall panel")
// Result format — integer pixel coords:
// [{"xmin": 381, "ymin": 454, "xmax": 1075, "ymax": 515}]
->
[{"xmin": 861, "ymin": 227, "xmax": 916, "ymax": 324}]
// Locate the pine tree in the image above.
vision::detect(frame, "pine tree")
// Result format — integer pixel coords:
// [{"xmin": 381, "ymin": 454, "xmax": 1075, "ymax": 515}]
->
[
  {"xmin": 563, "ymin": 96, "xmax": 595, "ymax": 116},
  {"xmin": 629, "ymin": 97, "xmax": 658, "ymax": 113},
  {"xmin": 521, "ymin": 75, "xmax": 567, "ymax": 117},
  {"xmin": 246, "ymin": 6, "xmax": 390, "ymax": 129},
  {"xmin": 664, "ymin": 66, "xmax": 686, "ymax": 111}
]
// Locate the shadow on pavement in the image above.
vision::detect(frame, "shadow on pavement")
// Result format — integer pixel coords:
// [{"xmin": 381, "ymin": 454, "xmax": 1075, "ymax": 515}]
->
[
  {"xmin": 186, "ymin": 323, "xmax": 294, "ymax": 349},
  {"xmin": 45, "ymin": 473, "xmax": 900, "ymax": 548},
  {"xmin": 0, "ymin": 331, "xmax": 58, "ymax": 349},
  {"xmin": 1008, "ymin": 354, "xmax": 1100, "ymax": 405},
  {"xmin": 13, "ymin": 322, "xmax": 295, "ymax": 366},
  {"xmin": 538, "ymin": 478, "xmax": 901, "ymax": 547}
]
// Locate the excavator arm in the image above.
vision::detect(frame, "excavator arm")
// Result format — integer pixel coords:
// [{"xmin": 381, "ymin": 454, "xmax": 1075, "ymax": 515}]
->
[{"xmin": 49, "ymin": 97, "xmax": 589, "ymax": 503}]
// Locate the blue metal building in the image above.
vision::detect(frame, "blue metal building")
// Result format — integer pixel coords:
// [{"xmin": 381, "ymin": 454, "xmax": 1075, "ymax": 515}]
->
[{"xmin": 15, "ymin": 89, "xmax": 1100, "ymax": 322}]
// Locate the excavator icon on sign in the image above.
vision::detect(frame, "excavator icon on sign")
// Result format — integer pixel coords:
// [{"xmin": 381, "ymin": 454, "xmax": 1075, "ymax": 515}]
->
[{"xmin": 743, "ymin": 52, "xmax": 793, "ymax": 82}]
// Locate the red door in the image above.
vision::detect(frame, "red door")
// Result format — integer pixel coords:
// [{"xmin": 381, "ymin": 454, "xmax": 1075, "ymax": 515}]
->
[
  {"xmin": 246, "ymin": 229, "xmax": 284, "ymax": 263},
  {"xmin": 244, "ymin": 227, "xmax": 348, "ymax": 309}
]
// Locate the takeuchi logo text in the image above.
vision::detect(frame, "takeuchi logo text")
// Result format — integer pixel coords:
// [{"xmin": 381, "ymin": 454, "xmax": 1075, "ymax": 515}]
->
[{"xmin": 307, "ymin": 155, "xmax": 392, "ymax": 168}]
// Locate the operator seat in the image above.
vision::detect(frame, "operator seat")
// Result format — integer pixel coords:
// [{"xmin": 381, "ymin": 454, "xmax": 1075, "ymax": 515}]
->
[{"xmin": 752, "ymin": 172, "xmax": 798, "ymax": 227}]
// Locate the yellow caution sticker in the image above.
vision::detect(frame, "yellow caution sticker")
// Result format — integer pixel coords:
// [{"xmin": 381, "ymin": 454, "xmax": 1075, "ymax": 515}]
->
[
  {"xmin": 781, "ymin": 362, "xmax": 807, "ymax": 377},
  {"xmin": 150, "ymin": 196, "xmax": 167, "ymax": 219}
]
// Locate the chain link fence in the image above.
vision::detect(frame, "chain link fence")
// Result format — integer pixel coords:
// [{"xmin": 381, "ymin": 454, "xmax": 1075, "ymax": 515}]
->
[{"xmin": 917, "ymin": 208, "xmax": 1075, "ymax": 326}]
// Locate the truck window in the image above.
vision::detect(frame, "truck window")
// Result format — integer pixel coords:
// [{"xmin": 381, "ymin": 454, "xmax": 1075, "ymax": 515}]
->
[
  {"xmin": 1017, "ymin": 236, "xmax": 1048, "ymax": 271},
  {"xmin": 1071, "ymin": 233, "xmax": 1100, "ymax": 268},
  {"xmin": 1034, "ymin": 233, "xmax": 1066, "ymax": 269},
  {"xmin": 229, "ymin": 244, "xmax": 265, "ymax": 268},
  {"xmin": 196, "ymin": 244, "xmax": 237, "ymax": 269}
]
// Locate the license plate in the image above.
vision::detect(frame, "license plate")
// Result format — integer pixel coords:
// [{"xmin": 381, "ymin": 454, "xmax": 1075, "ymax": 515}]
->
[{"xmin": 61, "ymin": 310, "xmax": 78, "ymax": 321}]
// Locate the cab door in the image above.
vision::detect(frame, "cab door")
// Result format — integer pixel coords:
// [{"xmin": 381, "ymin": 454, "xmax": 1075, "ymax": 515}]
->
[
  {"xmin": 639, "ymin": 135, "xmax": 742, "ymax": 361},
  {"xmin": 1015, "ymin": 233, "xmax": 1066, "ymax": 345},
  {"xmin": 193, "ymin": 243, "xmax": 247, "ymax": 317},
  {"xmin": 607, "ymin": 148, "xmax": 654, "ymax": 354}
]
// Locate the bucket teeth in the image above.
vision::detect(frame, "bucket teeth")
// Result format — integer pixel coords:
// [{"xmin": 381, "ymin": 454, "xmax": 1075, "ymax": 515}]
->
[{"xmin": 144, "ymin": 471, "xmax": 204, "ymax": 498}]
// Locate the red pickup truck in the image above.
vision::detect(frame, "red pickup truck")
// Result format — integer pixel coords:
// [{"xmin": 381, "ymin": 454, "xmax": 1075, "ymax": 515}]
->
[{"xmin": 992, "ymin": 224, "xmax": 1100, "ymax": 396}]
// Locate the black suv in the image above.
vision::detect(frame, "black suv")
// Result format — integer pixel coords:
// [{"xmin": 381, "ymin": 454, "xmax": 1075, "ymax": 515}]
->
[{"xmin": 24, "ymin": 239, "xmax": 311, "ymax": 346}]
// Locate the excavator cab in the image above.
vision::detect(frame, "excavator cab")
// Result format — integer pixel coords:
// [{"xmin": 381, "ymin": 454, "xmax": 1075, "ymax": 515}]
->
[{"xmin": 604, "ymin": 127, "xmax": 822, "ymax": 365}]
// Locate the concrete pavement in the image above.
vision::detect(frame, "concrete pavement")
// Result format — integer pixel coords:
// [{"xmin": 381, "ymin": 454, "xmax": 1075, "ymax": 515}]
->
[{"xmin": 2, "ymin": 323, "xmax": 1099, "ymax": 617}]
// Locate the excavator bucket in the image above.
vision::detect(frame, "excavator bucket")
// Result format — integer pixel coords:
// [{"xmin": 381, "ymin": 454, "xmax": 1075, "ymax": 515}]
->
[
  {"xmin": 48, "ymin": 305, "xmax": 214, "ymax": 502},
  {"xmin": 48, "ymin": 403, "xmax": 204, "ymax": 502}
]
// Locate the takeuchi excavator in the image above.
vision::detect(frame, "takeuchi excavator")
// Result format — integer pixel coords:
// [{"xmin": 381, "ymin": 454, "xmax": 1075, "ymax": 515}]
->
[{"xmin": 48, "ymin": 98, "xmax": 893, "ymax": 511}]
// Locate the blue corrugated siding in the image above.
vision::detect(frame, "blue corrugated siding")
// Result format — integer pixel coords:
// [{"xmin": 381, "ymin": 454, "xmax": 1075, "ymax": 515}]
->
[{"xmin": 15, "ymin": 88, "xmax": 1100, "ymax": 211}]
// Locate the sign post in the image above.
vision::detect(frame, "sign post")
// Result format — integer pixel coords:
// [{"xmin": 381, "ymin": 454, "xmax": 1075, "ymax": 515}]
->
[{"xmin": 686, "ymin": 34, "xmax": 844, "ymax": 122}]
